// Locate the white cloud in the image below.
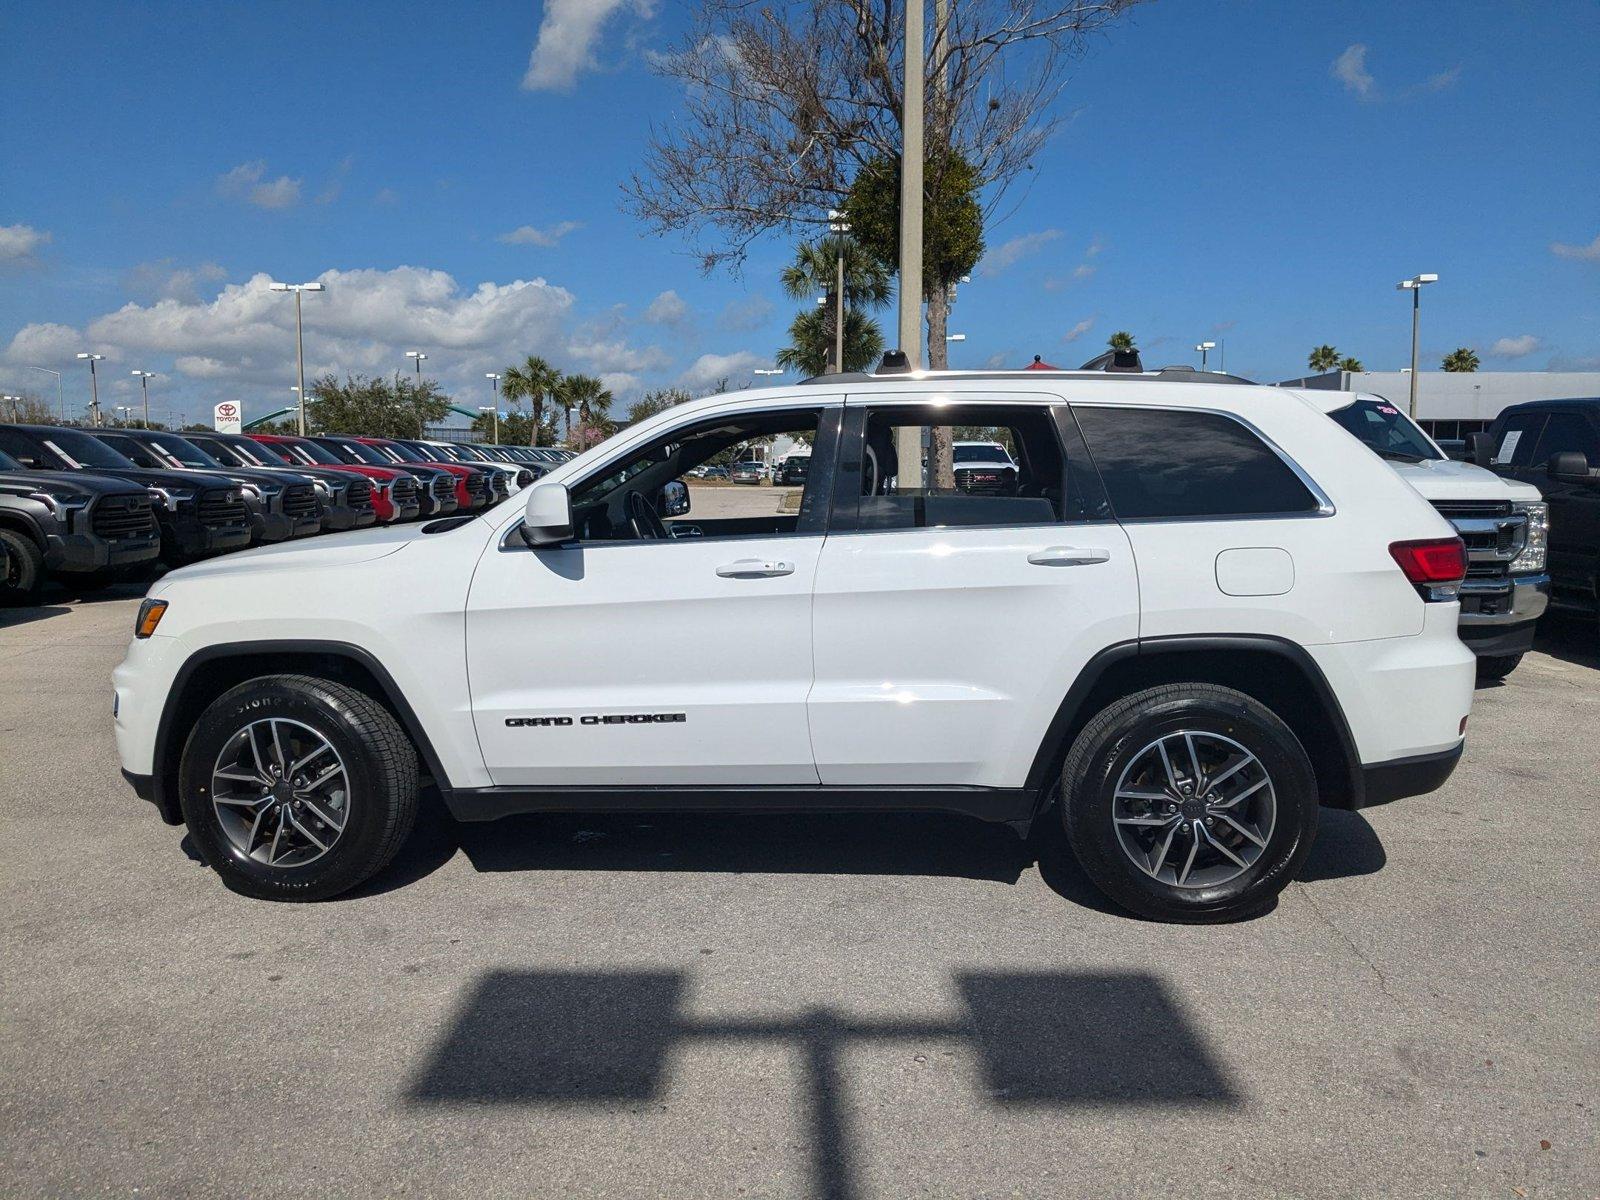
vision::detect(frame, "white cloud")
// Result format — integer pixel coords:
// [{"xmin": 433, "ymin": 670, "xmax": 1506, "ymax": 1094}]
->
[
  {"xmin": 678, "ymin": 350, "xmax": 764, "ymax": 391},
  {"xmin": 1331, "ymin": 44, "xmax": 1376, "ymax": 99},
  {"xmin": 123, "ymin": 260, "xmax": 229, "ymax": 304},
  {"xmin": 216, "ymin": 160, "xmax": 302, "ymax": 209},
  {"xmin": 498, "ymin": 220, "xmax": 583, "ymax": 247},
  {"xmin": 1072, "ymin": 264, "xmax": 1096, "ymax": 281},
  {"xmin": 316, "ymin": 156, "xmax": 353, "ymax": 205},
  {"xmin": 720, "ymin": 294, "xmax": 774, "ymax": 332},
  {"xmin": 1551, "ymin": 233, "xmax": 1600, "ymax": 263},
  {"xmin": 1332, "ymin": 43, "xmax": 1459, "ymax": 102},
  {"xmin": 979, "ymin": 229, "xmax": 1062, "ymax": 277},
  {"xmin": 1489, "ymin": 334, "xmax": 1542, "ymax": 359},
  {"xmin": 522, "ymin": 0, "xmax": 655, "ymax": 92},
  {"xmin": 1062, "ymin": 317, "xmax": 1095, "ymax": 344},
  {"xmin": 0, "ymin": 223, "xmax": 51, "ymax": 263},
  {"xmin": 643, "ymin": 289, "xmax": 691, "ymax": 327}
]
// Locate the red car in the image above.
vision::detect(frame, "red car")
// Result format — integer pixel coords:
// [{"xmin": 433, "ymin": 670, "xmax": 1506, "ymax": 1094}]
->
[
  {"xmin": 249, "ymin": 434, "xmax": 420, "ymax": 523},
  {"xmin": 353, "ymin": 436, "xmax": 492, "ymax": 512}
]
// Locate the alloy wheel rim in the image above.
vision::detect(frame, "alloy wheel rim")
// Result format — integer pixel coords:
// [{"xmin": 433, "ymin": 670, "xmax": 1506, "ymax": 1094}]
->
[
  {"xmin": 211, "ymin": 718, "xmax": 350, "ymax": 868},
  {"xmin": 1111, "ymin": 730, "xmax": 1275, "ymax": 889}
]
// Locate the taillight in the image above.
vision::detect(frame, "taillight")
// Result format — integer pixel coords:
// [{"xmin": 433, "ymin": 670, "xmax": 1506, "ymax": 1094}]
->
[{"xmin": 1389, "ymin": 537, "xmax": 1466, "ymax": 601}]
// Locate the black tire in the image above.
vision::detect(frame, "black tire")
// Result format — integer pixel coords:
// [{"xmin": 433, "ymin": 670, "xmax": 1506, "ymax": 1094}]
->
[
  {"xmin": 1059, "ymin": 683, "xmax": 1319, "ymax": 923},
  {"xmin": 1474, "ymin": 653, "xmax": 1523, "ymax": 682},
  {"xmin": 178, "ymin": 674, "xmax": 418, "ymax": 901},
  {"xmin": 0, "ymin": 527, "xmax": 45, "ymax": 605}
]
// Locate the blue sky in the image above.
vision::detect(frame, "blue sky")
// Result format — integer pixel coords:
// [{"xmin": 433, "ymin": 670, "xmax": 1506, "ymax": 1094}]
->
[{"xmin": 2, "ymin": 0, "xmax": 1597, "ymax": 425}]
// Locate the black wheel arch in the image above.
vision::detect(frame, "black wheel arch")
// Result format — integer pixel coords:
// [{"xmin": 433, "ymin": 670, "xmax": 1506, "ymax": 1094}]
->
[
  {"xmin": 1025, "ymin": 635, "xmax": 1364, "ymax": 814},
  {"xmin": 0, "ymin": 508, "xmax": 50, "ymax": 552},
  {"xmin": 148, "ymin": 640, "xmax": 449, "ymax": 825}
]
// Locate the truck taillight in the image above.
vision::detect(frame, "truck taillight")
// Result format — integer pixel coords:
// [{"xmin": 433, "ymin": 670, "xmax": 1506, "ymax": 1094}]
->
[{"xmin": 1389, "ymin": 537, "xmax": 1466, "ymax": 601}]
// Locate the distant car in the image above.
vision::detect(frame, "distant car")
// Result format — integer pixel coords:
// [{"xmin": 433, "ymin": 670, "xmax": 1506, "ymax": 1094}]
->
[
  {"xmin": 729, "ymin": 460, "xmax": 765, "ymax": 484},
  {"xmin": 952, "ymin": 441, "xmax": 1018, "ymax": 494},
  {"xmin": 777, "ymin": 456, "xmax": 810, "ymax": 487},
  {"xmin": 700, "ymin": 465, "xmax": 729, "ymax": 481}
]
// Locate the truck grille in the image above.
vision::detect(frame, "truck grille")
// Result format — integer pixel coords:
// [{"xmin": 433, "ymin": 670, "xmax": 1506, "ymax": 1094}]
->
[
  {"xmin": 283, "ymin": 484, "xmax": 319, "ymax": 519},
  {"xmin": 464, "ymin": 473, "xmax": 485, "ymax": 498},
  {"xmin": 1430, "ymin": 500, "xmax": 1524, "ymax": 583},
  {"xmin": 91, "ymin": 494, "xmax": 158, "ymax": 541},
  {"xmin": 198, "ymin": 488, "xmax": 250, "ymax": 529},
  {"xmin": 345, "ymin": 479, "xmax": 373, "ymax": 510},
  {"xmin": 431, "ymin": 475, "xmax": 455, "ymax": 500},
  {"xmin": 390, "ymin": 477, "xmax": 418, "ymax": 507}
]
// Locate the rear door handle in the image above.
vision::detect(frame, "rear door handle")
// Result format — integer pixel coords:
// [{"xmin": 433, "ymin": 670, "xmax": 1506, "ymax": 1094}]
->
[
  {"xmin": 716, "ymin": 559, "xmax": 796, "ymax": 578},
  {"xmin": 1027, "ymin": 546, "xmax": 1111, "ymax": 566}
]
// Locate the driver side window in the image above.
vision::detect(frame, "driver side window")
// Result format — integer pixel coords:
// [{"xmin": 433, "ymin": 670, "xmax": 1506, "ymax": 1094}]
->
[{"xmin": 568, "ymin": 407, "xmax": 834, "ymax": 544}]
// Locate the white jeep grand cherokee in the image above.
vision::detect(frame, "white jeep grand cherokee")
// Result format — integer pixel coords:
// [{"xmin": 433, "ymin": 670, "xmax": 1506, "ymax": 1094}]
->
[{"xmin": 114, "ymin": 367, "xmax": 1475, "ymax": 922}]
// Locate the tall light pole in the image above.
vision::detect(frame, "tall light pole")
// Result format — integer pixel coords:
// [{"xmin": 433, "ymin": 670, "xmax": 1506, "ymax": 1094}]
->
[
  {"xmin": 269, "ymin": 281, "xmax": 325, "ymax": 435},
  {"xmin": 1195, "ymin": 341, "xmax": 1216, "ymax": 370},
  {"xmin": 828, "ymin": 209, "xmax": 850, "ymax": 373},
  {"xmin": 76, "ymin": 352, "xmax": 105, "ymax": 426},
  {"xmin": 896, "ymin": 0, "xmax": 926, "ymax": 485},
  {"xmin": 130, "ymin": 370, "xmax": 155, "ymax": 427},
  {"xmin": 27, "ymin": 366, "xmax": 63, "ymax": 420},
  {"xmin": 406, "ymin": 350, "xmax": 428, "ymax": 377},
  {"xmin": 479, "ymin": 406, "xmax": 500, "ymax": 445},
  {"xmin": 1396, "ymin": 273, "xmax": 1438, "ymax": 419},
  {"xmin": 484, "ymin": 372, "xmax": 502, "ymax": 444},
  {"xmin": 1, "ymin": 395, "xmax": 20, "ymax": 421}
]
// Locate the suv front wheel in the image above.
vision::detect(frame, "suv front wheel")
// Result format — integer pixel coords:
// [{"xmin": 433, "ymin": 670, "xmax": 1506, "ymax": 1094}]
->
[
  {"xmin": 178, "ymin": 674, "xmax": 418, "ymax": 901},
  {"xmin": 1059, "ymin": 683, "xmax": 1318, "ymax": 923}
]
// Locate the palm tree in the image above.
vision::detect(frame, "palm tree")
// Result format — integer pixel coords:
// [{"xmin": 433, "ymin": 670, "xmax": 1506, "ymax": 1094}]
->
[
  {"xmin": 1308, "ymin": 345, "xmax": 1340, "ymax": 373},
  {"xmin": 557, "ymin": 374, "xmax": 614, "ymax": 448},
  {"xmin": 777, "ymin": 306, "xmax": 886, "ymax": 376},
  {"xmin": 1338, "ymin": 356, "xmax": 1364, "ymax": 372},
  {"xmin": 501, "ymin": 355, "xmax": 561, "ymax": 446},
  {"xmin": 1108, "ymin": 330, "xmax": 1137, "ymax": 352},
  {"xmin": 1442, "ymin": 347, "xmax": 1480, "ymax": 373},
  {"xmin": 780, "ymin": 236, "xmax": 892, "ymax": 373}
]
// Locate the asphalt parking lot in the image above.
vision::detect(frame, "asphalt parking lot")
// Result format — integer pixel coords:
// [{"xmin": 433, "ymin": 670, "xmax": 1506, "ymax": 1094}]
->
[{"xmin": 1, "ymin": 587, "xmax": 1596, "ymax": 1199}]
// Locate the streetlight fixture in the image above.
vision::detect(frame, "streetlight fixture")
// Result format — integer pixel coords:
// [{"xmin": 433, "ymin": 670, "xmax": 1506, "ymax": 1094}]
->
[
  {"xmin": 753, "ymin": 368, "xmax": 783, "ymax": 385},
  {"xmin": 130, "ymin": 369, "xmax": 155, "ymax": 427},
  {"xmin": 269, "ymin": 281, "xmax": 325, "ymax": 435},
  {"xmin": 1195, "ymin": 340, "xmax": 1216, "ymax": 369},
  {"xmin": 406, "ymin": 350, "xmax": 429, "ymax": 376},
  {"xmin": 1, "ymin": 395, "xmax": 20, "ymax": 421},
  {"xmin": 1396, "ymin": 273, "xmax": 1438, "ymax": 419},
  {"xmin": 76, "ymin": 353, "xmax": 106, "ymax": 426},
  {"xmin": 827, "ymin": 209, "xmax": 850, "ymax": 373},
  {"xmin": 945, "ymin": 333, "xmax": 966, "ymax": 342}
]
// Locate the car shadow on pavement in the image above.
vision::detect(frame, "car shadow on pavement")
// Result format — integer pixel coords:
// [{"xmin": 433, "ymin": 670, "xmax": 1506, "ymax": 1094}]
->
[
  {"xmin": 404, "ymin": 967, "xmax": 1242, "ymax": 1200},
  {"xmin": 0, "ymin": 603, "xmax": 72, "ymax": 630},
  {"xmin": 1295, "ymin": 808, "xmax": 1387, "ymax": 882},
  {"xmin": 1533, "ymin": 612, "xmax": 1599, "ymax": 672}
]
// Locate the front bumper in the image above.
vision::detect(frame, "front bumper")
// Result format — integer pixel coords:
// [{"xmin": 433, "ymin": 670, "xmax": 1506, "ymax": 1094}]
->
[
  {"xmin": 1457, "ymin": 572, "xmax": 1549, "ymax": 657},
  {"xmin": 1358, "ymin": 742, "xmax": 1463, "ymax": 809},
  {"xmin": 163, "ymin": 513, "xmax": 252, "ymax": 560},
  {"xmin": 45, "ymin": 530, "xmax": 161, "ymax": 573},
  {"xmin": 251, "ymin": 508, "xmax": 319, "ymax": 544}
]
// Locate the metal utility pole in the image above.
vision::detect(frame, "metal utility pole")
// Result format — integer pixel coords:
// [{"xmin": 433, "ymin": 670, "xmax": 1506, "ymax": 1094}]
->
[
  {"xmin": 895, "ymin": 0, "xmax": 926, "ymax": 487},
  {"xmin": 484, "ymin": 373, "xmax": 502, "ymax": 444},
  {"xmin": 131, "ymin": 370, "xmax": 155, "ymax": 426},
  {"xmin": 269, "ymin": 281, "xmax": 325, "ymax": 434},
  {"xmin": 407, "ymin": 350, "xmax": 428, "ymax": 377},
  {"xmin": 27, "ymin": 366, "xmax": 63, "ymax": 420},
  {"xmin": 1195, "ymin": 341, "xmax": 1215, "ymax": 370},
  {"xmin": 76, "ymin": 353, "xmax": 105, "ymax": 426},
  {"xmin": 1397, "ymin": 273, "xmax": 1437, "ymax": 419}
]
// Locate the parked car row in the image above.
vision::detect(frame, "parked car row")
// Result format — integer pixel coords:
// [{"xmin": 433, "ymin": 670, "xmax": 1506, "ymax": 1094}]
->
[{"xmin": 0, "ymin": 422, "xmax": 574, "ymax": 603}]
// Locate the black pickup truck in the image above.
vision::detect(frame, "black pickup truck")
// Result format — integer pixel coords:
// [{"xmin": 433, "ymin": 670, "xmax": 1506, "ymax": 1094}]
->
[
  {"xmin": 0, "ymin": 444, "xmax": 161, "ymax": 601},
  {"xmin": 0, "ymin": 424, "xmax": 251, "ymax": 565}
]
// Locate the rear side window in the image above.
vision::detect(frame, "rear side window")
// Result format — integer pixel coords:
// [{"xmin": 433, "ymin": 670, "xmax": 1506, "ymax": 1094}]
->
[
  {"xmin": 1529, "ymin": 412, "xmax": 1600, "ymax": 466},
  {"xmin": 1072, "ymin": 406, "xmax": 1321, "ymax": 520},
  {"xmin": 1490, "ymin": 412, "xmax": 1547, "ymax": 467}
]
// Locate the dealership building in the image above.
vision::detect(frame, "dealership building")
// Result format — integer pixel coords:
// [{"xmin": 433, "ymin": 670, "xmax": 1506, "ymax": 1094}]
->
[{"xmin": 1275, "ymin": 370, "xmax": 1600, "ymax": 439}]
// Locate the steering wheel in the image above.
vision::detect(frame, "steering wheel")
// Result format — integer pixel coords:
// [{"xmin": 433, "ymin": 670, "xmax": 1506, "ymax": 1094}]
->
[{"xmin": 626, "ymin": 490, "xmax": 668, "ymax": 540}]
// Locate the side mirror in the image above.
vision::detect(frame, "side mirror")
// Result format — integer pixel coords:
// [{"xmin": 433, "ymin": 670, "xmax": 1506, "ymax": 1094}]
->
[
  {"xmin": 519, "ymin": 479, "xmax": 573, "ymax": 548},
  {"xmin": 1465, "ymin": 431, "xmax": 1492, "ymax": 467},
  {"xmin": 1548, "ymin": 451, "xmax": 1591, "ymax": 481},
  {"xmin": 659, "ymin": 479, "xmax": 690, "ymax": 517}
]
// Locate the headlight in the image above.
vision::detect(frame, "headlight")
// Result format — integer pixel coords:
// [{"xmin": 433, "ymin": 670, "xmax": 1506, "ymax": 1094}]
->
[
  {"xmin": 26, "ymin": 490, "xmax": 92, "ymax": 518},
  {"xmin": 134, "ymin": 598, "xmax": 168, "ymax": 639},
  {"xmin": 147, "ymin": 486, "xmax": 196, "ymax": 509},
  {"xmin": 1510, "ymin": 501, "xmax": 1548, "ymax": 573}
]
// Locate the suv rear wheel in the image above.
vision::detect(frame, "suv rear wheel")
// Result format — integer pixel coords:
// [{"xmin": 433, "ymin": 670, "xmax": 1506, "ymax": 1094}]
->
[
  {"xmin": 1059, "ymin": 683, "xmax": 1318, "ymax": 923},
  {"xmin": 178, "ymin": 674, "xmax": 418, "ymax": 901}
]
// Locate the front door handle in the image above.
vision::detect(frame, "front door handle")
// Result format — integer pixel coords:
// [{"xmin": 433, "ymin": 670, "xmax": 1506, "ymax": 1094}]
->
[
  {"xmin": 716, "ymin": 559, "xmax": 796, "ymax": 578},
  {"xmin": 1028, "ymin": 546, "xmax": 1111, "ymax": 566}
]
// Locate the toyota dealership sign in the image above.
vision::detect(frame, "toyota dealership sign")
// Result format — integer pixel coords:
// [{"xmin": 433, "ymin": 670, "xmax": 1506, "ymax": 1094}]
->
[{"xmin": 213, "ymin": 401, "xmax": 242, "ymax": 434}]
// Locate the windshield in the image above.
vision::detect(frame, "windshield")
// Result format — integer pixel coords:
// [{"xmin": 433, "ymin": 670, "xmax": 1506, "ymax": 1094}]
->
[
  {"xmin": 0, "ymin": 447, "xmax": 21, "ymax": 470},
  {"xmin": 451, "ymin": 444, "xmax": 489, "ymax": 462},
  {"xmin": 146, "ymin": 432, "xmax": 222, "ymax": 469},
  {"xmin": 323, "ymin": 438, "xmax": 388, "ymax": 466},
  {"xmin": 955, "ymin": 444, "xmax": 1007, "ymax": 463},
  {"xmin": 41, "ymin": 428, "xmax": 137, "ymax": 470},
  {"xmin": 225, "ymin": 438, "xmax": 284, "ymax": 466},
  {"xmin": 1328, "ymin": 398, "xmax": 1441, "ymax": 462},
  {"xmin": 272, "ymin": 438, "xmax": 342, "ymax": 466},
  {"xmin": 380, "ymin": 441, "xmax": 426, "ymax": 463}
]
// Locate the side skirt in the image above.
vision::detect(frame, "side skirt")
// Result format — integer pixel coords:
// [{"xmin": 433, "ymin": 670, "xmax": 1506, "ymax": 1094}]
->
[{"xmin": 441, "ymin": 784, "xmax": 1039, "ymax": 825}]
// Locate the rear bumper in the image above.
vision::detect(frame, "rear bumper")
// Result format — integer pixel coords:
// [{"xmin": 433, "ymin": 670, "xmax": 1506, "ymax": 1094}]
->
[{"xmin": 1357, "ymin": 742, "xmax": 1463, "ymax": 809}]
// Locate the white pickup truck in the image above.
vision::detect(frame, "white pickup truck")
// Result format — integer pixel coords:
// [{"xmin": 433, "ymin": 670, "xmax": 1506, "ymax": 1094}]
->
[{"xmin": 1311, "ymin": 393, "xmax": 1549, "ymax": 680}]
